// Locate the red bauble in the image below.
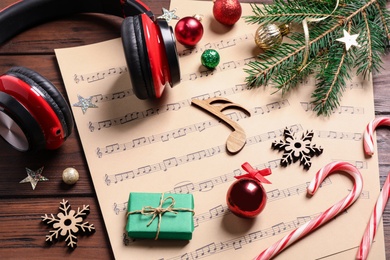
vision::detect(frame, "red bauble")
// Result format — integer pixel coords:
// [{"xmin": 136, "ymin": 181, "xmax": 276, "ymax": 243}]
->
[
  {"xmin": 213, "ymin": 0, "xmax": 242, "ymax": 26},
  {"xmin": 227, "ymin": 177, "xmax": 267, "ymax": 218},
  {"xmin": 174, "ymin": 16, "xmax": 204, "ymax": 47}
]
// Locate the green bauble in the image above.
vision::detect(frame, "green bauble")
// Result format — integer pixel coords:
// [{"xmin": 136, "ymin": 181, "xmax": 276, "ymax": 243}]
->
[{"xmin": 201, "ymin": 49, "xmax": 220, "ymax": 69}]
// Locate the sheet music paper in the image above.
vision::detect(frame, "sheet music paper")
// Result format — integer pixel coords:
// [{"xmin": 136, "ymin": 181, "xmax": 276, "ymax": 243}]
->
[{"xmin": 55, "ymin": 1, "xmax": 386, "ymax": 259}]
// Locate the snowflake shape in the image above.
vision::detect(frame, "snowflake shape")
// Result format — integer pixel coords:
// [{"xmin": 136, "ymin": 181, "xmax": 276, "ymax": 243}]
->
[
  {"xmin": 41, "ymin": 199, "xmax": 95, "ymax": 249},
  {"xmin": 271, "ymin": 128, "xmax": 323, "ymax": 170}
]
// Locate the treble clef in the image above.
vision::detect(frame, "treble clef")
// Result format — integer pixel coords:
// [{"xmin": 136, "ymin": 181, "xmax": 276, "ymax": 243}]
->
[
  {"xmin": 96, "ymin": 148, "xmax": 102, "ymax": 158},
  {"xmin": 89, "ymin": 121, "xmax": 95, "ymax": 132},
  {"xmin": 74, "ymin": 74, "xmax": 80, "ymax": 84},
  {"xmin": 104, "ymin": 174, "xmax": 111, "ymax": 186}
]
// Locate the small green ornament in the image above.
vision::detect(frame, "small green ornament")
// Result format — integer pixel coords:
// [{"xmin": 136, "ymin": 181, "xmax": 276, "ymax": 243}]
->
[{"xmin": 201, "ymin": 49, "xmax": 220, "ymax": 69}]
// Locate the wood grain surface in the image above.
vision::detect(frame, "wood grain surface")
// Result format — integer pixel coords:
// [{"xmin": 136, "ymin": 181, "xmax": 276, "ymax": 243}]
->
[{"xmin": 0, "ymin": 0, "xmax": 388, "ymax": 259}]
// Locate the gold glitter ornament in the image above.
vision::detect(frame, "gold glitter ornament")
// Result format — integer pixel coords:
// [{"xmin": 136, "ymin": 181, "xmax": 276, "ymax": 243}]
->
[{"xmin": 254, "ymin": 24, "xmax": 290, "ymax": 50}]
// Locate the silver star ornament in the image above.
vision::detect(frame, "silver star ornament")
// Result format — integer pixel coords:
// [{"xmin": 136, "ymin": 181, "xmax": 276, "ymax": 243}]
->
[
  {"xmin": 20, "ymin": 167, "xmax": 48, "ymax": 190},
  {"xmin": 336, "ymin": 29, "xmax": 361, "ymax": 51},
  {"xmin": 157, "ymin": 8, "xmax": 179, "ymax": 22},
  {"xmin": 73, "ymin": 94, "xmax": 98, "ymax": 114}
]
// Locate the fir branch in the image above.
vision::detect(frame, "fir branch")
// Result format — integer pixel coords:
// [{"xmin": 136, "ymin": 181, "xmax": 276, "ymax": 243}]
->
[
  {"xmin": 244, "ymin": 0, "xmax": 390, "ymax": 116},
  {"xmin": 359, "ymin": 11, "xmax": 373, "ymax": 78},
  {"xmin": 375, "ymin": 2, "xmax": 390, "ymax": 41},
  {"xmin": 312, "ymin": 24, "xmax": 354, "ymax": 115},
  {"xmin": 272, "ymin": 54, "xmax": 317, "ymax": 95},
  {"xmin": 245, "ymin": 2, "xmax": 344, "ymax": 24},
  {"xmin": 246, "ymin": 21, "xmax": 343, "ymax": 88}
]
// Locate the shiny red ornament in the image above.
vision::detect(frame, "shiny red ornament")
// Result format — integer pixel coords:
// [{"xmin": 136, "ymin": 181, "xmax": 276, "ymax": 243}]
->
[
  {"xmin": 213, "ymin": 0, "xmax": 242, "ymax": 26},
  {"xmin": 174, "ymin": 16, "xmax": 204, "ymax": 47},
  {"xmin": 226, "ymin": 162, "xmax": 272, "ymax": 218}
]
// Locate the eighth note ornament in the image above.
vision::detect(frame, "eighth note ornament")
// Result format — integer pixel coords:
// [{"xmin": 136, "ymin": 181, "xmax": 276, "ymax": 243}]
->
[{"xmin": 227, "ymin": 162, "xmax": 272, "ymax": 218}]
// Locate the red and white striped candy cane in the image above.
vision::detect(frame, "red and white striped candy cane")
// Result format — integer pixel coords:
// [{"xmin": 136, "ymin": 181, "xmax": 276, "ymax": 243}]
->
[
  {"xmin": 363, "ymin": 117, "xmax": 390, "ymax": 156},
  {"xmin": 357, "ymin": 117, "xmax": 390, "ymax": 260},
  {"xmin": 255, "ymin": 161, "xmax": 363, "ymax": 260}
]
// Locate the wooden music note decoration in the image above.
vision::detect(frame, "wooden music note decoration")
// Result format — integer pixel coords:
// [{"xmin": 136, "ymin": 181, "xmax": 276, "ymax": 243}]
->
[{"xmin": 191, "ymin": 97, "xmax": 251, "ymax": 154}]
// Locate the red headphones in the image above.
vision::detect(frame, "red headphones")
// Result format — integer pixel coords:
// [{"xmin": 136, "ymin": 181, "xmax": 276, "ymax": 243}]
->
[{"xmin": 0, "ymin": 0, "xmax": 180, "ymax": 152}]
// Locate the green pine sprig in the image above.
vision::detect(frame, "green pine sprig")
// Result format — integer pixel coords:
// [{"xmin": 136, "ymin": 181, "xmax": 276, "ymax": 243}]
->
[{"xmin": 244, "ymin": 0, "xmax": 390, "ymax": 116}]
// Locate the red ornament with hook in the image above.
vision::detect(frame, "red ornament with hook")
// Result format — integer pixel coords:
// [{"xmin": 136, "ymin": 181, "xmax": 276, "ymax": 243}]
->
[{"xmin": 226, "ymin": 162, "xmax": 272, "ymax": 218}]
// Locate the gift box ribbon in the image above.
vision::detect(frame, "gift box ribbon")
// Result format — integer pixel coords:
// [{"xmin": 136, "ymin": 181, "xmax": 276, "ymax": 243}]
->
[{"xmin": 127, "ymin": 193, "xmax": 195, "ymax": 240}]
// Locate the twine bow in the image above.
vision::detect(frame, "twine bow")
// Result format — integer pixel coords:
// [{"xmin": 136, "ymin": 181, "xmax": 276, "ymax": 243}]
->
[
  {"xmin": 127, "ymin": 193, "xmax": 194, "ymax": 240},
  {"xmin": 235, "ymin": 162, "xmax": 272, "ymax": 184}
]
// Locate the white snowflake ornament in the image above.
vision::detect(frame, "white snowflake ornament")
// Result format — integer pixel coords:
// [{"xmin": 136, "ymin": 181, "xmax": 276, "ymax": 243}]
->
[
  {"xmin": 41, "ymin": 199, "xmax": 95, "ymax": 249},
  {"xmin": 271, "ymin": 128, "xmax": 323, "ymax": 170}
]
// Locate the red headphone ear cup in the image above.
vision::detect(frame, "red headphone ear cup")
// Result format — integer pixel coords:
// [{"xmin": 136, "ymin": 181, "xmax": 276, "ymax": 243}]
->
[
  {"xmin": 0, "ymin": 92, "xmax": 45, "ymax": 152},
  {"xmin": 121, "ymin": 16, "xmax": 155, "ymax": 99},
  {"xmin": 156, "ymin": 19, "xmax": 180, "ymax": 87},
  {"xmin": 6, "ymin": 67, "xmax": 74, "ymax": 139}
]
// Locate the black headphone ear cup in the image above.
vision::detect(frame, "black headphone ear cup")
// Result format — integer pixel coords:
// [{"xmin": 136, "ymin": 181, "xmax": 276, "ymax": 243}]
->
[
  {"xmin": 0, "ymin": 92, "xmax": 45, "ymax": 152},
  {"xmin": 6, "ymin": 67, "xmax": 74, "ymax": 139},
  {"xmin": 156, "ymin": 19, "xmax": 180, "ymax": 87},
  {"xmin": 121, "ymin": 16, "xmax": 155, "ymax": 99}
]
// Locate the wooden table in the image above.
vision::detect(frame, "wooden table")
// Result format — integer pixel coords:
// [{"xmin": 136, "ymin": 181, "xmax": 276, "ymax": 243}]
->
[{"xmin": 0, "ymin": 0, "xmax": 389, "ymax": 259}]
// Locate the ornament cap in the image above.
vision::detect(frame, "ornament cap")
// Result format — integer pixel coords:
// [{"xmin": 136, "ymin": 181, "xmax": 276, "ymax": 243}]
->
[
  {"xmin": 278, "ymin": 23, "xmax": 290, "ymax": 36},
  {"xmin": 193, "ymin": 14, "xmax": 203, "ymax": 21}
]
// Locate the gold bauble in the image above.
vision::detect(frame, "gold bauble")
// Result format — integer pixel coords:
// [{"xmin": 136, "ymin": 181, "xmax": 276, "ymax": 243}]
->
[{"xmin": 255, "ymin": 24, "xmax": 290, "ymax": 50}]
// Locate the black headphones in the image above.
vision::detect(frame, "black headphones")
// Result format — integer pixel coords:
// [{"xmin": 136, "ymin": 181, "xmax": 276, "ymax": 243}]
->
[{"xmin": 0, "ymin": 0, "xmax": 180, "ymax": 152}]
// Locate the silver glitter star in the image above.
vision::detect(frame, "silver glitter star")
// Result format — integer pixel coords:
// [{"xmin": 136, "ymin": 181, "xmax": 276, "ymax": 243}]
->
[
  {"xmin": 73, "ymin": 94, "xmax": 98, "ymax": 114},
  {"xmin": 157, "ymin": 8, "xmax": 179, "ymax": 22},
  {"xmin": 20, "ymin": 167, "xmax": 48, "ymax": 190}
]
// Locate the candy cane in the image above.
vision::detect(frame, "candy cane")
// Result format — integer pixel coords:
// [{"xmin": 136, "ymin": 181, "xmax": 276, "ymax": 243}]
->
[
  {"xmin": 255, "ymin": 161, "xmax": 363, "ymax": 260},
  {"xmin": 363, "ymin": 117, "xmax": 390, "ymax": 156},
  {"xmin": 357, "ymin": 117, "xmax": 390, "ymax": 260}
]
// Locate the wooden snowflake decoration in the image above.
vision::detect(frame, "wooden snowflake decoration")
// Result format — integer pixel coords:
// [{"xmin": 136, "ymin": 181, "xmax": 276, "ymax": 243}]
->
[
  {"xmin": 271, "ymin": 128, "xmax": 323, "ymax": 170},
  {"xmin": 41, "ymin": 199, "xmax": 95, "ymax": 249}
]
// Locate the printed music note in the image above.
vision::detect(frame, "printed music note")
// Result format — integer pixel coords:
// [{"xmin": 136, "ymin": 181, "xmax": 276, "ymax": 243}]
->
[
  {"xmin": 173, "ymin": 182, "xmax": 195, "ymax": 194},
  {"xmin": 178, "ymin": 33, "xmax": 252, "ymax": 57},
  {"xmin": 199, "ymin": 181, "xmax": 214, "ymax": 192},
  {"xmin": 104, "ymin": 126, "xmax": 299, "ymax": 186},
  {"xmin": 209, "ymin": 205, "xmax": 226, "ymax": 218},
  {"xmin": 72, "ymin": 66, "xmax": 127, "ymax": 85},
  {"xmin": 55, "ymin": 1, "xmax": 383, "ymax": 258},
  {"xmin": 87, "ymin": 84, "xmax": 252, "ymax": 132},
  {"xmin": 97, "ymin": 99, "xmax": 287, "ymax": 155}
]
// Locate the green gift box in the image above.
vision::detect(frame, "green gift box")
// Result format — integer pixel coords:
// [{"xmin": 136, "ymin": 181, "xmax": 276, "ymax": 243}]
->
[{"xmin": 126, "ymin": 192, "xmax": 194, "ymax": 240}]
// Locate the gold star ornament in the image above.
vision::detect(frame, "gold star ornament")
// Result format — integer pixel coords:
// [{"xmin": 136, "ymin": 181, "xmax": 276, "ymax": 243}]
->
[
  {"xmin": 336, "ymin": 29, "xmax": 361, "ymax": 51},
  {"xmin": 20, "ymin": 167, "xmax": 48, "ymax": 190}
]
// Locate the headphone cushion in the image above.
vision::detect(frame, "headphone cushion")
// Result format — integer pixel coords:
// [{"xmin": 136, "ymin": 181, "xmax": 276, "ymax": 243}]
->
[
  {"xmin": 0, "ymin": 92, "xmax": 45, "ymax": 151},
  {"xmin": 6, "ymin": 67, "xmax": 74, "ymax": 138},
  {"xmin": 121, "ymin": 16, "xmax": 154, "ymax": 99}
]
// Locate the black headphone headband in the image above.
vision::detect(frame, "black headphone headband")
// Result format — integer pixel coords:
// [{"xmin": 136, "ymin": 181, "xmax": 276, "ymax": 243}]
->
[{"xmin": 0, "ymin": 0, "xmax": 154, "ymax": 44}]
